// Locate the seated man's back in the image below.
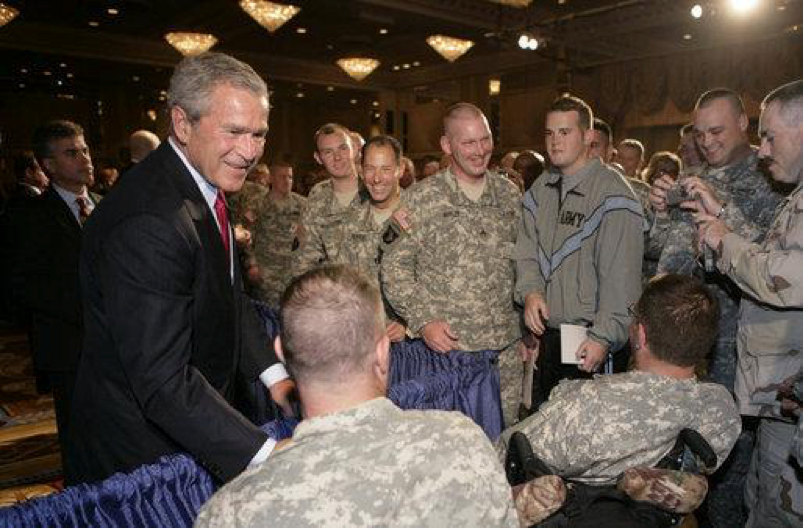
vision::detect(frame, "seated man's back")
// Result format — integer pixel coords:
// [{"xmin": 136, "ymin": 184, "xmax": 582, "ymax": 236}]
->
[
  {"xmin": 199, "ymin": 397, "xmax": 517, "ymax": 527},
  {"xmin": 196, "ymin": 265, "xmax": 518, "ymax": 528},
  {"xmin": 499, "ymin": 371, "xmax": 739, "ymax": 485},
  {"xmin": 498, "ymin": 274, "xmax": 741, "ymax": 485}
]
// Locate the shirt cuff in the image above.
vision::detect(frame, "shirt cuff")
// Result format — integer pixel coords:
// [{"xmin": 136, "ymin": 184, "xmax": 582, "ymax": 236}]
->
[
  {"xmin": 248, "ymin": 437, "xmax": 276, "ymax": 466},
  {"xmin": 259, "ymin": 363, "xmax": 289, "ymax": 388}
]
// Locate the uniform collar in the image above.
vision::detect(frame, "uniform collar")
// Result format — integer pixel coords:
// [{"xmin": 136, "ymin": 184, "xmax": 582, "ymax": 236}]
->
[
  {"xmin": 292, "ymin": 397, "xmax": 397, "ymax": 440},
  {"xmin": 546, "ymin": 157, "xmax": 602, "ymax": 198},
  {"xmin": 441, "ymin": 166, "xmax": 499, "ymax": 206}
]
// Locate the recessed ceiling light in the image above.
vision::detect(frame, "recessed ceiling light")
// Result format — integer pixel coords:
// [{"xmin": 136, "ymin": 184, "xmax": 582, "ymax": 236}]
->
[
  {"xmin": 132, "ymin": 75, "xmax": 140, "ymax": 81},
  {"xmin": 296, "ymin": 92, "xmax": 304, "ymax": 98},
  {"xmin": 326, "ymin": 86, "xmax": 334, "ymax": 92},
  {"xmin": 107, "ymin": 8, "xmax": 119, "ymax": 15},
  {"xmin": 57, "ymin": 80, "xmax": 63, "ymax": 86},
  {"xmin": 412, "ymin": 61, "xmax": 420, "ymax": 66},
  {"xmin": 59, "ymin": 62, "xmax": 67, "ymax": 68},
  {"xmin": 683, "ymin": 33, "xmax": 692, "ymax": 40},
  {"xmin": 19, "ymin": 83, "xmax": 25, "ymax": 88},
  {"xmin": 296, "ymin": 27, "xmax": 307, "ymax": 34},
  {"xmin": 392, "ymin": 65, "xmax": 400, "ymax": 71},
  {"xmin": 326, "ymin": 44, "xmax": 334, "ymax": 50},
  {"xmin": 43, "ymin": 70, "xmax": 52, "ymax": 76},
  {"xmin": 372, "ymin": 101, "xmax": 379, "ymax": 107},
  {"xmin": 402, "ymin": 63, "xmax": 410, "ymax": 69},
  {"xmin": 20, "ymin": 68, "xmax": 27, "ymax": 73},
  {"xmin": 379, "ymin": 28, "xmax": 388, "ymax": 35},
  {"xmin": 66, "ymin": 73, "xmax": 74, "ymax": 78},
  {"xmin": 350, "ymin": 98, "xmax": 357, "ymax": 104},
  {"xmin": 88, "ymin": 21, "xmax": 99, "ymax": 27}
]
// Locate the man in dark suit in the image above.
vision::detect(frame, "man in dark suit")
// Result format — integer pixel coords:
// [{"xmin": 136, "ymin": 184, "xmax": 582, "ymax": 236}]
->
[
  {"xmin": 11, "ymin": 121, "xmax": 96, "ymax": 478},
  {"xmin": 66, "ymin": 52, "xmax": 294, "ymax": 486}
]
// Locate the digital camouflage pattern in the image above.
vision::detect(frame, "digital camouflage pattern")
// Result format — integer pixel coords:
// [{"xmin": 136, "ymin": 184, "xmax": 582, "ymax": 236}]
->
[
  {"xmin": 246, "ymin": 192, "xmax": 307, "ymax": 307},
  {"xmin": 653, "ymin": 149, "xmax": 784, "ymax": 389},
  {"xmin": 228, "ymin": 180, "xmax": 267, "ymax": 226},
  {"xmin": 293, "ymin": 178, "xmax": 367, "ymax": 277},
  {"xmin": 513, "ymin": 475, "xmax": 566, "ymax": 526},
  {"xmin": 380, "ymin": 168, "xmax": 522, "ymax": 351},
  {"xmin": 195, "ymin": 397, "xmax": 519, "ymax": 528},
  {"xmin": 495, "ymin": 371, "xmax": 741, "ymax": 486},
  {"xmin": 618, "ymin": 467, "xmax": 708, "ymax": 514}
]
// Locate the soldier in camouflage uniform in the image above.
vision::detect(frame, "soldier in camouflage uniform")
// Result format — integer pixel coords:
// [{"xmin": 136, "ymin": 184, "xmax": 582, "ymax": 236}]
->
[
  {"xmin": 293, "ymin": 123, "xmax": 368, "ymax": 276},
  {"xmin": 649, "ymin": 88, "xmax": 785, "ymax": 527},
  {"xmin": 195, "ymin": 265, "xmax": 519, "ymax": 528},
  {"xmin": 245, "ymin": 161, "xmax": 306, "ymax": 308},
  {"xmin": 497, "ymin": 274, "xmax": 741, "ymax": 486},
  {"xmin": 380, "ymin": 103, "xmax": 523, "ymax": 426},
  {"xmin": 695, "ymin": 81, "xmax": 802, "ymax": 527},
  {"xmin": 228, "ymin": 163, "xmax": 268, "ymax": 227}
]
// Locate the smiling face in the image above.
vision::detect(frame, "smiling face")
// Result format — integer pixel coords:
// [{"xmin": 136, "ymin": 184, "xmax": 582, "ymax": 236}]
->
[
  {"xmin": 440, "ymin": 113, "xmax": 493, "ymax": 181},
  {"xmin": 362, "ymin": 143, "xmax": 401, "ymax": 208},
  {"xmin": 315, "ymin": 129, "xmax": 357, "ymax": 180},
  {"xmin": 758, "ymin": 101, "xmax": 803, "ymax": 185},
  {"xmin": 172, "ymin": 83, "xmax": 269, "ymax": 193},
  {"xmin": 693, "ymin": 97, "xmax": 748, "ymax": 169},
  {"xmin": 545, "ymin": 110, "xmax": 591, "ymax": 176}
]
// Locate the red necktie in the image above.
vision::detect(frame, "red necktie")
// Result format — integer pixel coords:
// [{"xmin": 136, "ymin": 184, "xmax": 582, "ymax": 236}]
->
[
  {"xmin": 75, "ymin": 196, "xmax": 91, "ymax": 225},
  {"xmin": 214, "ymin": 190, "xmax": 230, "ymax": 260}
]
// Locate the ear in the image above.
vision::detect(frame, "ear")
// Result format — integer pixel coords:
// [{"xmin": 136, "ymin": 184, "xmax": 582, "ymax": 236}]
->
[
  {"xmin": 274, "ymin": 336, "xmax": 285, "ymax": 364},
  {"xmin": 582, "ymin": 127, "xmax": 594, "ymax": 147},
  {"xmin": 313, "ymin": 151, "xmax": 322, "ymax": 166},
  {"xmin": 373, "ymin": 332, "xmax": 391, "ymax": 390},
  {"xmin": 635, "ymin": 321, "xmax": 648, "ymax": 351},
  {"xmin": 171, "ymin": 106, "xmax": 193, "ymax": 145},
  {"xmin": 439, "ymin": 135, "xmax": 452, "ymax": 156}
]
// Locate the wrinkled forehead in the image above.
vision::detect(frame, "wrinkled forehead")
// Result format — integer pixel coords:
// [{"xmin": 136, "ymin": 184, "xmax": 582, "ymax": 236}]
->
[
  {"xmin": 445, "ymin": 112, "xmax": 490, "ymax": 139},
  {"xmin": 317, "ymin": 130, "xmax": 350, "ymax": 150}
]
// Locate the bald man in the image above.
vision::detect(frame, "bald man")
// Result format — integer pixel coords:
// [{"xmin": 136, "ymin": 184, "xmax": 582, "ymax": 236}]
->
[{"xmin": 381, "ymin": 102, "xmax": 523, "ymax": 427}]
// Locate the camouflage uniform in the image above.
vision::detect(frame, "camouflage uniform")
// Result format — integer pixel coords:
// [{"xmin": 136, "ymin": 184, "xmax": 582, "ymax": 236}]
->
[
  {"xmin": 716, "ymin": 182, "xmax": 802, "ymax": 526},
  {"xmin": 652, "ymin": 149, "xmax": 784, "ymax": 526},
  {"xmin": 496, "ymin": 371, "xmax": 741, "ymax": 486},
  {"xmin": 246, "ymin": 192, "xmax": 307, "ymax": 308},
  {"xmin": 293, "ymin": 178, "xmax": 367, "ymax": 277},
  {"xmin": 195, "ymin": 397, "xmax": 519, "ymax": 527},
  {"xmin": 228, "ymin": 180, "xmax": 267, "ymax": 226},
  {"xmin": 380, "ymin": 168, "xmax": 522, "ymax": 425},
  {"xmin": 625, "ymin": 176, "xmax": 657, "ymax": 279}
]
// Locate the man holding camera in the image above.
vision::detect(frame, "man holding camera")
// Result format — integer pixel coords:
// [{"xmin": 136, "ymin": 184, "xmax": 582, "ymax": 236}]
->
[
  {"xmin": 648, "ymin": 88, "xmax": 784, "ymax": 527},
  {"xmin": 693, "ymin": 80, "xmax": 802, "ymax": 527}
]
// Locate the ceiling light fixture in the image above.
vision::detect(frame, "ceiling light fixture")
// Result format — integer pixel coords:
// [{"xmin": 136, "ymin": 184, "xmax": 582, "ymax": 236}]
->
[
  {"xmin": 88, "ymin": 21, "xmax": 100, "ymax": 27},
  {"xmin": 379, "ymin": 28, "xmax": 388, "ymax": 35},
  {"xmin": 240, "ymin": 0, "xmax": 300, "ymax": 33},
  {"xmin": 107, "ymin": 8, "xmax": 119, "ymax": 15},
  {"xmin": 165, "ymin": 32, "xmax": 218, "ymax": 56},
  {"xmin": 489, "ymin": 79, "xmax": 501, "ymax": 96},
  {"xmin": 0, "ymin": 3, "xmax": 19, "ymax": 27},
  {"xmin": 296, "ymin": 27, "xmax": 306, "ymax": 34},
  {"xmin": 487, "ymin": 0, "xmax": 533, "ymax": 7},
  {"xmin": 690, "ymin": 4, "xmax": 703, "ymax": 18},
  {"xmin": 729, "ymin": 0, "xmax": 759, "ymax": 14},
  {"xmin": 336, "ymin": 57, "xmax": 380, "ymax": 81},
  {"xmin": 518, "ymin": 32, "xmax": 540, "ymax": 50},
  {"xmin": 426, "ymin": 35, "xmax": 474, "ymax": 62}
]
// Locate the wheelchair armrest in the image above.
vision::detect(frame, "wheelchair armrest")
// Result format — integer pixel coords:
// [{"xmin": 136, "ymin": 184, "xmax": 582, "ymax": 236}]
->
[
  {"xmin": 506, "ymin": 431, "xmax": 555, "ymax": 486},
  {"xmin": 656, "ymin": 428, "xmax": 717, "ymax": 474}
]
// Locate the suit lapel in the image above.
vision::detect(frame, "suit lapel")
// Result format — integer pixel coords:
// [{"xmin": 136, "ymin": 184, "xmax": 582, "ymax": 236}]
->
[{"xmin": 43, "ymin": 188, "xmax": 82, "ymax": 238}]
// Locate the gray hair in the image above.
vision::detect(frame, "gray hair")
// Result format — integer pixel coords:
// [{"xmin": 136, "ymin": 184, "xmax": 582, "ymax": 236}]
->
[{"xmin": 167, "ymin": 52, "xmax": 268, "ymax": 121}]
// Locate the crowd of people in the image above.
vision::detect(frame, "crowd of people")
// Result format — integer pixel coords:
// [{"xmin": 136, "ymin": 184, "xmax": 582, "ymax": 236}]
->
[{"xmin": 0, "ymin": 50, "xmax": 800, "ymax": 528}]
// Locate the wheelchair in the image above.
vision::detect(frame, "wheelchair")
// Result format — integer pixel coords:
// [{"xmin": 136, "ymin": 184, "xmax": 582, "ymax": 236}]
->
[{"xmin": 505, "ymin": 428, "xmax": 718, "ymax": 527}]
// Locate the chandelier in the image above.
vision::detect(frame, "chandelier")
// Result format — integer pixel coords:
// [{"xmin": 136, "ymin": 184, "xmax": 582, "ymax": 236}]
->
[
  {"xmin": 0, "ymin": 3, "xmax": 19, "ymax": 27},
  {"xmin": 240, "ymin": 0, "xmax": 300, "ymax": 33},
  {"xmin": 488, "ymin": 0, "xmax": 533, "ymax": 7},
  {"xmin": 426, "ymin": 35, "xmax": 474, "ymax": 62},
  {"xmin": 165, "ymin": 32, "xmax": 219, "ymax": 56},
  {"xmin": 336, "ymin": 57, "xmax": 380, "ymax": 82}
]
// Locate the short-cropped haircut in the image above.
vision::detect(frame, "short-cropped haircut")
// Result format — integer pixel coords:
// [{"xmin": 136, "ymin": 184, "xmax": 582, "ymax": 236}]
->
[
  {"xmin": 695, "ymin": 87, "xmax": 746, "ymax": 116},
  {"xmin": 363, "ymin": 134, "xmax": 403, "ymax": 164},
  {"xmin": 548, "ymin": 94, "xmax": 593, "ymax": 130},
  {"xmin": 32, "ymin": 120, "xmax": 84, "ymax": 164},
  {"xmin": 279, "ymin": 265, "xmax": 385, "ymax": 384}
]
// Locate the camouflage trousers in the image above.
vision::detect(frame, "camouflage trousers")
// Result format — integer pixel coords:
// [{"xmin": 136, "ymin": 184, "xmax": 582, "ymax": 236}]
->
[
  {"xmin": 498, "ymin": 341, "xmax": 524, "ymax": 429},
  {"xmin": 746, "ymin": 418, "xmax": 802, "ymax": 527},
  {"xmin": 705, "ymin": 337, "xmax": 752, "ymax": 527}
]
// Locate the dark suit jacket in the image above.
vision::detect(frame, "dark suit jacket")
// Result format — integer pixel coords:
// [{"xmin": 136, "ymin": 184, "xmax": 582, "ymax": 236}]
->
[
  {"xmin": 67, "ymin": 141, "xmax": 278, "ymax": 484},
  {"xmin": 13, "ymin": 187, "xmax": 86, "ymax": 373}
]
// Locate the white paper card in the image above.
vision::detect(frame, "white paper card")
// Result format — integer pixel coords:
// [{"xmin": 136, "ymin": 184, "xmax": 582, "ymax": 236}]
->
[{"xmin": 560, "ymin": 324, "xmax": 587, "ymax": 365}]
